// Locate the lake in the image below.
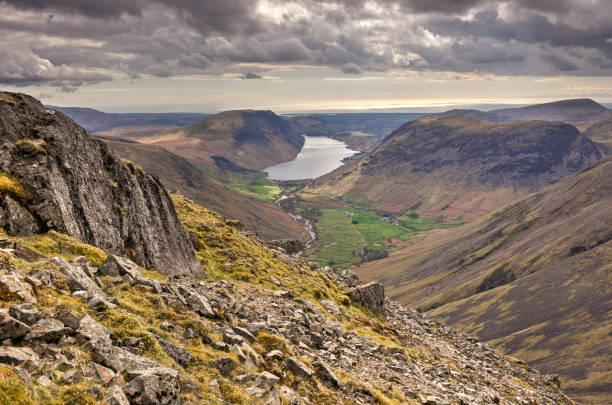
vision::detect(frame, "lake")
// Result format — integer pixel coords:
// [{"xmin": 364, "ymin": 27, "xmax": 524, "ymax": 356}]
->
[{"xmin": 264, "ymin": 136, "xmax": 358, "ymax": 180}]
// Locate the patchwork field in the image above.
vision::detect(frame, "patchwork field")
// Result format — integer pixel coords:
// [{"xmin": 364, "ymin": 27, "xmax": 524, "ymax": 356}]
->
[{"xmin": 307, "ymin": 207, "xmax": 460, "ymax": 269}]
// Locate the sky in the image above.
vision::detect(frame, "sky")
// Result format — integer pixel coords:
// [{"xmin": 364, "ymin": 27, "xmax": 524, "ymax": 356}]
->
[{"xmin": 0, "ymin": 0, "xmax": 611, "ymax": 113}]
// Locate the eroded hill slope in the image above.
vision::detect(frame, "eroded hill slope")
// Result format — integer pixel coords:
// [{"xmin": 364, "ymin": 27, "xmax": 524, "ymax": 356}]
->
[{"xmin": 355, "ymin": 157, "xmax": 612, "ymax": 403}]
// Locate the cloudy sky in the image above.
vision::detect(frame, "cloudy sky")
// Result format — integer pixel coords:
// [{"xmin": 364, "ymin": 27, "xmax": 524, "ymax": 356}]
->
[{"xmin": 1, "ymin": 0, "xmax": 611, "ymax": 112}]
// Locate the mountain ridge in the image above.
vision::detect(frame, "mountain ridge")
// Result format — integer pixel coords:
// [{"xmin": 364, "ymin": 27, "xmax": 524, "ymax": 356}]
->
[
  {"xmin": 315, "ymin": 115, "xmax": 603, "ymax": 220},
  {"xmin": 138, "ymin": 110, "xmax": 304, "ymax": 172}
]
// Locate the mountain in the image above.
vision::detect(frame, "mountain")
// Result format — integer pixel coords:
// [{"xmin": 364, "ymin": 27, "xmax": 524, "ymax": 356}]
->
[
  {"xmin": 317, "ymin": 115, "xmax": 603, "ymax": 221},
  {"xmin": 138, "ymin": 110, "xmax": 304, "ymax": 171},
  {"xmin": 101, "ymin": 137, "xmax": 307, "ymax": 241},
  {"xmin": 583, "ymin": 115, "xmax": 612, "ymax": 154},
  {"xmin": 355, "ymin": 156, "xmax": 612, "ymax": 403},
  {"xmin": 0, "ymin": 92, "xmax": 572, "ymax": 405},
  {"xmin": 441, "ymin": 98, "xmax": 610, "ymax": 131},
  {"xmin": 0, "ymin": 92, "xmax": 200, "ymax": 276},
  {"xmin": 49, "ymin": 105, "xmax": 208, "ymax": 133}
]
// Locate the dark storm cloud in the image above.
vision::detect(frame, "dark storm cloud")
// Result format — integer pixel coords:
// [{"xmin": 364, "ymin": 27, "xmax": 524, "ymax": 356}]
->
[
  {"xmin": 341, "ymin": 63, "xmax": 363, "ymax": 75},
  {"xmin": 240, "ymin": 72, "xmax": 263, "ymax": 79},
  {"xmin": 1, "ymin": 0, "xmax": 145, "ymax": 19},
  {"xmin": 0, "ymin": 0, "xmax": 611, "ymax": 91}
]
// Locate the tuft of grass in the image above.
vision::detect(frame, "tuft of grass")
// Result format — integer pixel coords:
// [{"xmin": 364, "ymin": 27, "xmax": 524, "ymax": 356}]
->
[
  {"xmin": 0, "ymin": 93, "xmax": 17, "ymax": 107},
  {"xmin": 19, "ymin": 231, "xmax": 107, "ymax": 266},
  {"xmin": 0, "ymin": 172, "xmax": 29, "ymax": 201},
  {"xmin": 0, "ymin": 366, "xmax": 99, "ymax": 405},
  {"xmin": 14, "ymin": 140, "xmax": 46, "ymax": 159},
  {"xmin": 122, "ymin": 159, "xmax": 146, "ymax": 177}
]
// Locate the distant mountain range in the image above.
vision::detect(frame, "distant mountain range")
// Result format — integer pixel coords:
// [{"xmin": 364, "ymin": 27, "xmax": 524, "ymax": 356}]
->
[
  {"xmin": 355, "ymin": 156, "xmax": 612, "ymax": 403},
  {"xmin": 439, "ymin": 98, "xmax": 610, "ymax": 131},
  {"xmin": 48, "ymin": 106, "xmax": 208, "ymax": 132}
]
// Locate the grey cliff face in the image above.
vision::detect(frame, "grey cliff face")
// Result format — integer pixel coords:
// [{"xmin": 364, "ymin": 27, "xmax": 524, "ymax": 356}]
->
[{"xmin": 0, "ymin": 92, "xmax": 201, "ymax": 277}]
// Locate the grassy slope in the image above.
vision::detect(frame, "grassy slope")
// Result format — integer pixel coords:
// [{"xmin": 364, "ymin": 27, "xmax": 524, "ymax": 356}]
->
[
  {"xmin": 356, "ymin": 157, "xmax": 612, "ymax": 403},
  {"xmin": 104, "ymin": 139, "xmax": 307, "ymax": 241},
  {"xmin": 583, "ymin": 114, "xmax": 612, "ymax": 154}
]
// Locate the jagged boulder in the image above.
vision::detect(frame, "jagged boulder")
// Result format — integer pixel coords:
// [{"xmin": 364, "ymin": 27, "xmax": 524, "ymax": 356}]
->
[
  {"xmin": 0, "ymin": 310, "xmax": 30, "ymax": 339},
  {"xmin": 339, "ymin": 270, "xmax": 360, "ymax": 288},
  {"xmin": 51, "ymin": 257, "xmax": 103, "ymax": 296},
  {"xmin": 349, "ymin": 281, "xmax": 385, "ymax": 313},
  {"xmin": 268, "ymin": 239, "xmax": 304, "ymax": 255},
  {"xmin": 0, "ymin": 92, "xmax": 200, "ymax": 277},
  {"xmin": 0, "ymin": 273, "xmax": 36, "ymax": 303},
  {"xmin": 24, "ymin": 318, "xmax": 72, "ymax": 343},
  {"xmin": 98, "ymin": 255, "xmax": 141, "ymax": 279},
  {"xmin": 123, "ymin": 367, "xmax": 181, "ymax": 405},
  {"xmin": 9, "ymin": 304, "xmax": 40, "ymax": 325}
]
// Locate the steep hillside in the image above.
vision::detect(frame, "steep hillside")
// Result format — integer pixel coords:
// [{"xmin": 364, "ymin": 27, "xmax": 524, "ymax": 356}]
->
[
  {"xmin": 441, "ymin": 99, "xmax": 610, "ymax": 131},
  {"xmin": 0, "ymin": 194, "xmax": 573, "ymax": 404},
  {"xmin": 103, "ymin": 138, "xmax": 307, "ymax": 241},
  {"xmin": 355, "ymin": 157, "xmax": 612, "ymax": 403},
  {"xmin": 139, "ymin": 110, "xmax": 304, "ymax": 171},
  {"xmin": 583, "ymin": 115, "xmax": 612, "ymax": 154},
  {"xmin": 316, "ymin": 115, "xmax": 603, "ymax": 221},
  {"xmin": 0, "ymin": 92, "xmax": 200, "ymax": 277}
]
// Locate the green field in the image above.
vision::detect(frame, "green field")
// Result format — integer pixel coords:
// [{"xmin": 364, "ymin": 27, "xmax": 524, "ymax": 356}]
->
[
  {"xmin": 228, "ymin": 183, "xmax": 281, "ymax": 203},
  {"xmin": 307, "ymin": 208, "xmax": 460, "ymax": 270}
]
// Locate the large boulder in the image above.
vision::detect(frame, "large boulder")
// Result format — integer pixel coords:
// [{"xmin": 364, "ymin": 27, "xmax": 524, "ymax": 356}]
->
[
  {"xmin": 0, "ymin": 273, "xmax": 36, "ymax": 303},
  {"xmin": 98, "ymin": 255, "xmax": 141, "ymax": 279},
  {"xmin": 9, "ymin": 304, "xmax": 40, "ymax": 325},
  {"xmin": 0, "ymin": 310, "xmax": 30, "ymax": 339},
  {"xmin": 51, "ymin": 257, "xmax": 103, "ymax": 296},
  {"xmin": 0, "ymin": 92, "xmax": 201, "ymax": 277},
  {"xmin": 349, "ymin": 281, "xmax": 385, "ymax": 313},
  {"xmin": 0, "ymin": 346, "xmax": 40, "ymax": 366},
  {"xmin": 123, "ymin": 367, "xmax": 181, "ymax": 405},
  {"xmin": 24, "ymin": 318, "xmax": 72, "ymax": 342}
]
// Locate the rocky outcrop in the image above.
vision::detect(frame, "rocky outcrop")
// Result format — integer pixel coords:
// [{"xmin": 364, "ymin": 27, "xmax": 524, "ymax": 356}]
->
[
  {"xmin": 0, "ymin": 92, "xmax": 200, "ymax": 277},
  {"xmin": 349, "ymin": 281, "xmax": 385, "ymax": 312},
  {"xmin": 268, "ymin": 239, "xmax": 304, "ymax": 255}
]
